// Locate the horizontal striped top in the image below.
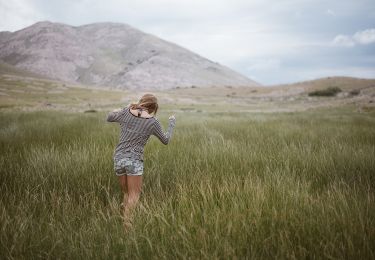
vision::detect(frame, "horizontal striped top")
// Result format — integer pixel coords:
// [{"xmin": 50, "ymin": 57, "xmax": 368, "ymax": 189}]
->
[{"xmin": 107, "ymin": 106, "xmax": 176, "ymax": 161}]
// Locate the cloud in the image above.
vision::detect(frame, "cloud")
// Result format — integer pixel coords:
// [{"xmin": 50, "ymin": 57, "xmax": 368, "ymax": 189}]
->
[
  {"xmin": 332, "ymin": 28, "xmax": 375, "ymax": 47},
  {"xmin": 332, "ymin": 35, "xmax": 356, "ymax": 47},
  {"xmin": 353, "ymin": 29, "xmax": 375, "ymax": 44}
]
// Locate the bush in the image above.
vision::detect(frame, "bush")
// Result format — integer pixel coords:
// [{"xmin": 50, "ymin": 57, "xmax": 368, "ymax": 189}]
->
[
  {"xmin": 83, "ymin": 109, "xmax": 97, "ymax": 113},
  {"xmin": 308, "ymin": 86, "xmax": 342, "ymax": 97},
  {"xmin": 349, "ymin": 89, "xmax": 360, "ymax": 96}
]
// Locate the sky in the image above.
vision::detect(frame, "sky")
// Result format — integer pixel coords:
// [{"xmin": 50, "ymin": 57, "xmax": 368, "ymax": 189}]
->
[{"xmin": 0, "ymin": 0, "xmax": 374, "ymax": 85}]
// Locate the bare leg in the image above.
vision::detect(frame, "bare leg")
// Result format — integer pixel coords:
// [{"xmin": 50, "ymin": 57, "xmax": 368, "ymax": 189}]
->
[
  {"xmin": 123, "ymin": 175, "xmax": 143, "ymax": 224},
  {"xmin": 118, "ymin": 175, "xmax": 128, "ymax": 209}
]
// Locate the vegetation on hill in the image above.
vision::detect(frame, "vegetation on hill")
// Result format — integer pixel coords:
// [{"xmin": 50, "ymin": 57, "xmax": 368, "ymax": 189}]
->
[{"xmin": 308, "ymin": 86, "xmax": 342, "ymax": 97}]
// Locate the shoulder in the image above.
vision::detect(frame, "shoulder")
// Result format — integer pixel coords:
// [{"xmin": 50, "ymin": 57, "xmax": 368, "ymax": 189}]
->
[
  {"xmin": 117, "ymin": 107, "xmax": 128, "ymax": 116},
  {"xmin": 122, "ymin": 105, "xmax": 132, "ymax": 115}
]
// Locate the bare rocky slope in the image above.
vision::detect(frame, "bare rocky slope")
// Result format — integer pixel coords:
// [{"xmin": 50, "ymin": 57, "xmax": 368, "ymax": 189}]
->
[{"xmin": 0, "ymin": 21, "xmax": 259, "ymax": 90}]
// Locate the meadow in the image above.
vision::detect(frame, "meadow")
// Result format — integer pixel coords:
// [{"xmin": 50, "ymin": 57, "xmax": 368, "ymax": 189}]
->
[{"xmin": 1, "ymin": 105, "xmax": 374, "ymax": 259}]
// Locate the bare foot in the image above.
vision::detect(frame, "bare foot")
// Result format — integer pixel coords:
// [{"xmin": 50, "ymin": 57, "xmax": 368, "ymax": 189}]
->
[
  {"xmin": 123, "ymin": 218, "xmax": 133, "ymax": 231},
  {"xmin": 122, "ymin": 210, "xmax": 133, "ymax": 231}
]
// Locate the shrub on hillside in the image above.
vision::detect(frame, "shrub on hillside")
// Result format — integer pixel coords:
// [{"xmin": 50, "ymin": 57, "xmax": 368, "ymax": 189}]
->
[
  {"xmin": 84, "ymin": 109, "xmax": 97, "ymax": 113},
  {"xmin": 308, "ymin": 86, "xmax": 342, "ymax": 97},
  {"xmin": 349, "ymin": 89, "xmax": 360, "ymax": 96}
]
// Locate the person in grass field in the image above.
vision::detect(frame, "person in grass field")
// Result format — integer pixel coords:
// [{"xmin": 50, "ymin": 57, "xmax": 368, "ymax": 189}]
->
[{"xmin": 107, "ymin": 93, "xmax": 176, "ymax": 223}]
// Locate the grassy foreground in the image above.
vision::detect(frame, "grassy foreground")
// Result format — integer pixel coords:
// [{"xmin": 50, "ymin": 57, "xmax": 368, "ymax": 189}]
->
[{"xmin": 0, "ymin": 107, "xmax": 374, "ymax": 259}]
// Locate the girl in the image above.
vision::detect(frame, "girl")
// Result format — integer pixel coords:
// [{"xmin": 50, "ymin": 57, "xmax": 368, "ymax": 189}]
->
[{"xmin": 107, "ymin": 93, "xmax": 176, "ymax": 221}]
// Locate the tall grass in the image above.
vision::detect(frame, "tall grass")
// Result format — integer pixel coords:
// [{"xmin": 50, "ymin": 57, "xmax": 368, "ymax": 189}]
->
[{"xmin": 1, "ymin": 108, "xmax": 374, "ymax": 259}]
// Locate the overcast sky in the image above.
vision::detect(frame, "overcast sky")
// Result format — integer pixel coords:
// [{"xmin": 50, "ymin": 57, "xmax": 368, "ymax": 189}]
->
[{"xmin": 1, "ymin": 0, "xmax": 374, "ymax": 85}]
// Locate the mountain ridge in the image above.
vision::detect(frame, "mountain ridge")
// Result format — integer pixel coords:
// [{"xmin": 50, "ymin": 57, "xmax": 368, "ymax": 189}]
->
[{"xmin": 0, "ymin": 21, "xmax": 260, "ymax": 90}]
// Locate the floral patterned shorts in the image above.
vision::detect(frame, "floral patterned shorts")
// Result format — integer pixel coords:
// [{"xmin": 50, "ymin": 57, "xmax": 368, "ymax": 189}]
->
[{"xmin": 114, "ymin": 155, "xmax": 144, "ymax": 176}]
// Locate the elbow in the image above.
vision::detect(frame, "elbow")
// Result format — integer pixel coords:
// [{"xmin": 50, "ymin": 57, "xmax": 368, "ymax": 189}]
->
[
  {"xmin": 163, "ymin": 134, "xmax": 172, "ymax": 145},
  {"xmin": 161, "ymin": 137, "xmax": 171, "ymax": 145},
  {"xmin": 106, "ymin": 113, "xmax": 114, "ymax": 122}
]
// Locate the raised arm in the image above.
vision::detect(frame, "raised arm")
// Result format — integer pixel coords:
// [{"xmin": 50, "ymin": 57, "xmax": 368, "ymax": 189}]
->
[
  {"xmin": 152, "ymin": 117, "xmax": 176, "ymax": 145},
  {"xmin": 106, "ymin": 107, "xmax": 126, "ymax": 122}
]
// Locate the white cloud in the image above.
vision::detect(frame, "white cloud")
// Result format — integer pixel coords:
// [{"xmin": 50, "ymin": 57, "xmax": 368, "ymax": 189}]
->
[
  {"xmin": 353, "ymin": 29, "xmax": 375, "ymax": 44},
  {"xmin": 332, "ymin": 28, "xmax": 375, "ymax": 47},
  {"xmin": 332, "ymin": 35, "xmax": 355, "ymax": 47}
]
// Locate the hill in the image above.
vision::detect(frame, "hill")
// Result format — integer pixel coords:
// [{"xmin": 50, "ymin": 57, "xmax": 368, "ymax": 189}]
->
[
  {"xmin": 0, "ymin": 21, "xmax": 259, "ymax": 90},
  {"xmin": 1, "ymin": 61, "xmax": 374, "ymax": 113}
]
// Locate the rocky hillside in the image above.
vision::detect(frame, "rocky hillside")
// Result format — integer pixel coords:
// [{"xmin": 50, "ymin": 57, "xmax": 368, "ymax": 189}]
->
[{"xmin": 0, "ymin": 21, "xmax": 259, "ymax": 90}]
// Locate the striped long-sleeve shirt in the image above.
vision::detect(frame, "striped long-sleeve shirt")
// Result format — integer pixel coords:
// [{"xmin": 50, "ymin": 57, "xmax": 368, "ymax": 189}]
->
[{"xmin": 107, "ymin": 106, "xmax": 176, "ymax": 161}]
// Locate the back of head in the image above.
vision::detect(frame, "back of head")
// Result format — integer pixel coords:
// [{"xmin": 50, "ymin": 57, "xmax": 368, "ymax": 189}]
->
[{"xmin": 130, "ymin": 93, "xmax": 159, "ymax": 115}]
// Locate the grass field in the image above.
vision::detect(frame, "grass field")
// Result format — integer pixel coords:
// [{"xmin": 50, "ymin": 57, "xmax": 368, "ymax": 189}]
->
[{"xmin": 1, "ymin": 105, "xmax": 374, "ymax": 259}]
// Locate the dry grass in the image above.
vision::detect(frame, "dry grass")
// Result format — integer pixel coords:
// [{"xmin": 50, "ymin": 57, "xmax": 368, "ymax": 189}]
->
[
  {"xmin": 1, "ymin": 72, "xmax": 375, "ymax": 114},
  {"xmin": 0, "ymin": 107, "xmax": 374, "ymax": 259}
]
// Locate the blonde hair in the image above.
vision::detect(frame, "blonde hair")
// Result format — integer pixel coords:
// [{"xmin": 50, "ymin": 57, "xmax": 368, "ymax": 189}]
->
[{"xmin": 130, "ymin": 93, "xmax": 159, "ymax": 115}]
